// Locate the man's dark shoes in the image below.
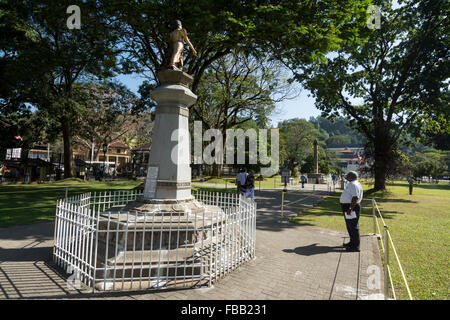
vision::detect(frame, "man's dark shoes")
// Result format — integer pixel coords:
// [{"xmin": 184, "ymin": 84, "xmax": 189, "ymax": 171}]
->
[
  {"xmin": 345, "ymin": 246, "xmax": 360, "ymax": 252},
  {"xmin": 343, "ymin": 242, "xmax": 351, "ymax": 248}
]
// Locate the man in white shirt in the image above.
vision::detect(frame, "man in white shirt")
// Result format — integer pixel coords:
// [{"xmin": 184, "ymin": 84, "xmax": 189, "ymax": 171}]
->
[
  {"xmin": 236, "ymin": 168, "xmax": 248, "ymax": 195},
  {"xmin": 339, "ymin": 171, "xmax": 363, "ymax": 252}
]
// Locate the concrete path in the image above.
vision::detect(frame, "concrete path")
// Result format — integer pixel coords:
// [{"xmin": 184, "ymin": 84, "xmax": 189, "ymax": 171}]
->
[{"xmin": 0, "ymin": 189, "xmax": 384, "ymax": 300}]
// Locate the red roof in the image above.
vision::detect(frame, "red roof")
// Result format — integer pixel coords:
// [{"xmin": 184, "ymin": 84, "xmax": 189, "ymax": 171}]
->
[
  {"xmin": 109, "ymin": 141, "xmax": 129, "ymax": 149},
  {"xmin": 341, "ymin": 148, "xmax": 353, "ymax": 153}
]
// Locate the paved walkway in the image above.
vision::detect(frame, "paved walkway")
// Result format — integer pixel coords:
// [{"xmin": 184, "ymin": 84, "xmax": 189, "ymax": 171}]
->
[{"xmin": 0, "ymin": 189, "xmax": 384, "ymax": 300}]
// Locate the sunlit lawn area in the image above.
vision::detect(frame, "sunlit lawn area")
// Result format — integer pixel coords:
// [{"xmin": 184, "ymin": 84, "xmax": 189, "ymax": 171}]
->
[
  {"xmin": 193, "ymin": 175, "xmax": 287, "ymax": 189},
  {"xmin": 1, "ymin": 178, "xmax": 448, "ymax": 300},
  {"xmin": 0, "ymin": 179, "xmax": 142, "ymax": 227},
  {"xmin": 0, "ymin": 179, "xmax": 233, "ymax": 228},
  {"xmin": 289, "ymin": 180, "xmax": 450, "ymax": 300}
]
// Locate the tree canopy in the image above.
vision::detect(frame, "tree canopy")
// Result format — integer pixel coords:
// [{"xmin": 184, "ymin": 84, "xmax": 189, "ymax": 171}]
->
[
  {"xmin": 1, "ymin": 0, "xmax": 119, "ymax": 177},
  {"xmin": 296, "ymin": 0, "xmax": 450, "ymax": 190},
  {"xmin": 105, "ymin": 0, "xmax": 372, "ymax": 92}
]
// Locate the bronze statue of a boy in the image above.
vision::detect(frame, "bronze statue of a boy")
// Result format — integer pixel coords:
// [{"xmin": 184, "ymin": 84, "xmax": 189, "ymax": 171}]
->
[{"xmin": 169, "ymin": 20, "xmax": 197, "ymax": 71}]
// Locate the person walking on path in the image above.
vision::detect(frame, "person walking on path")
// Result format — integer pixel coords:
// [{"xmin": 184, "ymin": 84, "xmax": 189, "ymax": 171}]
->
[
  {"xmin": 339, "ymin": 171, "xmax": 363, "ymax": 252},
  {"xmin": 236, "ymin": 168, "xmax": 248, "ymax": 195},
  {"xmin": 244, "ymin": 171, "xmax": 255, "ymax": 200},
  {"xmin": 407, "ymin": 175, "xmax": 415, "ymax": 195},
  {"xmin": 300, "ymin": 173, "xmax": 307, "ymax": 188}
]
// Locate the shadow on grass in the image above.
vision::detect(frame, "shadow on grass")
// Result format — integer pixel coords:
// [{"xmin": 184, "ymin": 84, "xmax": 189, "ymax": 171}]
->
[
  {"xmin": 412, "ymin": 183, "xmax": 450, "ymax": 191},
  {"xmin": 287, "ymin": 196, "xmax": 405, "ymax": 222},
  {"xmin": 375, "ymin": 198, "xmax": 417, "ymax": 204}
]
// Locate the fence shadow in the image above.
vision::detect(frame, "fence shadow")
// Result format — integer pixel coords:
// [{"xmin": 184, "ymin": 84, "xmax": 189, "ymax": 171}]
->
[{"xmin": 0, "ymin": 260, "xmax": 77, "ymax": 299}]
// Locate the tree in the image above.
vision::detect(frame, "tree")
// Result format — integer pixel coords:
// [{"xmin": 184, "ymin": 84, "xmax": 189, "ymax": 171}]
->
[
  {"xmin": 193, "ymin": 52, "xmax": 296, "ymax": 175},
  {"xmin": 301, "ymin": 152, "xmax": 335, "ymax": 175},
  {"xmin": 424, "ymin": 132, "xmax": 450, "ymax": 151},
  {"xmin": 409, "ymin": 149, "xmax": 448, "ymax": 178},
  {"xmin": 0, "ymin": 1, "xmax": 118, "ymax": 178},
  {"xmin": 194, "ymin": 53, "xmax": 294, "ymax": 129},
  {"xmin": 72, "ymin": 82, "xmax": 144, "ymax": 161},
  {"xmin": 0, "ymin": 111, "xmax": 47, "ymax": 161},
  {"xmin": 309, "ymin": 116, "xmax": 365, "ymax": 147},
  {"xmin": 296, "ymin": 0, "xmax": 450, "ymax": 190},
  {"xmin": 106, "ymin": 0, "xmax": 372, "ymax": 93},
  {"xmin": 279, "ymin": 119, "xmax": 320, "ymax": 173}
]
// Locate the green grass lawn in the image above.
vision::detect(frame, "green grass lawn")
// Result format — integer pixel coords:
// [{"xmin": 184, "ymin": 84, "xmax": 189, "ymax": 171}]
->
[
  {"xmin": 0, "ymin": 179, "xmax": 142, "ymax": 227},
  {"xmin": 1, "ymin": 178, "xmax": 447, "ymax": 300},
  {"xmin": 289, "ymin": 180, "xmax": 450, "ymax": 300},
  {"xmin": 0, "ymin": 179, "xmax": 234, "ymax": 228},
  {"xmin": 193, "ymin": 175, "xmax": 287, "ymax": 189}
]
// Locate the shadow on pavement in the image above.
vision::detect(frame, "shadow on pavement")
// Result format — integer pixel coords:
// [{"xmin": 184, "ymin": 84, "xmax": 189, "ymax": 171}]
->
[
  {"xmin": 283, "ymin": 244, "xmax": 345, "ymax": 256},
  {"xmin": 0, "ymin": 246, "xmax": 52, "ymax": 262}
]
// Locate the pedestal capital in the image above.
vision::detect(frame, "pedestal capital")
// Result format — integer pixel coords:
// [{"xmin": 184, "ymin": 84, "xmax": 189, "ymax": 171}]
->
[{"xmin": 157, "ymin": 69, "xmax": 194, "ymax": 87}]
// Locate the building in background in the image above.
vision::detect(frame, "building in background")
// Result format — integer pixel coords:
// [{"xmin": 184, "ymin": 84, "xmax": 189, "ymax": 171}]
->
[
  {"xmin": 327, "ymin": 147, "xmax": 367, "ymax": 174},
  {"xmin": 73, "ymin": 141, "xmax": 131, "ymax": 173},
  {"xmin": 28, "ymin": 144, "xmax": 51, "ymax": 161}
]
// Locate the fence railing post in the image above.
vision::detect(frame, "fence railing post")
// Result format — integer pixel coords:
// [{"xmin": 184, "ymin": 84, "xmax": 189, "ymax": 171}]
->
[
  {"xmin": 384, "ymin": 225, "xmax": 389, "ymax": 300},
  {"xmin": 53, "ymin": 189, "xmax": 257, "ymax": 291},
  {"xmin": 281, "ymin": 191, "xmax": 285, "ymax": 220},
  {"xmin": 372, "ymin": 199, "xmax": 376, "ymax": 234}
]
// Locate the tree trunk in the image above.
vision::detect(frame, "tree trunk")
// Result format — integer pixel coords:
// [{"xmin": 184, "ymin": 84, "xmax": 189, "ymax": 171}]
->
[
  {"xmin": 372, "ymin": 127, "xmax": 390, "ymax": 191},
  {"xmin": 62, "ymin": 118, "xmax": 74, "ymax": 179},
  {"xmin": 373, "ymin": 154, "xmax": 387, "ymax": 190}
]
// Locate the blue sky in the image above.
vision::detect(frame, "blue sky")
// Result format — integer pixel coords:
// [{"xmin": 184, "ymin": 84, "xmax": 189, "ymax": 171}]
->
[
  {"xmin": 115, "ymin": 73, "xmax": 322, "ymax": 127},
  {"xmin": 115, "ymin": 2, "xmax": 401, "ymax": 127},
  {"xmin": 272, "ymin": 86, "xmax": 322, "ymax": 125}
]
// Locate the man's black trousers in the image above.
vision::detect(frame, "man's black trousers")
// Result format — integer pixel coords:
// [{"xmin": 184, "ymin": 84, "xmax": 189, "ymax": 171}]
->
[{"xmin": 340, "ymin": 203, "xmax": 361, "ymax": 250}]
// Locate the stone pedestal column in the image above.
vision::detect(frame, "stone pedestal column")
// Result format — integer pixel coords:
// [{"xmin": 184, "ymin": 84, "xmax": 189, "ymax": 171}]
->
[
  {"xmin": 313, "ymin": 139, "xmax": 319, "ymax": 174},
  {"xmin": 95, "ymin": 70, "xmax": 226, "ymax": 291},
  {"xmin": 307, "ymin": 139, "xmax": 324, "ymax": 184},
  {"xmin": 143, "ymin": 70, "xmax": 197, "ymax": 201}
]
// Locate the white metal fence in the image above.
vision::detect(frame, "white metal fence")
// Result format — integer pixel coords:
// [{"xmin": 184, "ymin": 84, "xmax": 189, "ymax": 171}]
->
[{"xmin": 53, "ymin": 190, "xmax": 256, "ymax": 292}]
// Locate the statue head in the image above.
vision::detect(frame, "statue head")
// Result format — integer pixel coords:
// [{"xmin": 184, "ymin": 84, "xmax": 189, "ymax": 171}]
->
[{"xmin": 173, "ymin": 19, "xmax": 182, "ymax": 30}]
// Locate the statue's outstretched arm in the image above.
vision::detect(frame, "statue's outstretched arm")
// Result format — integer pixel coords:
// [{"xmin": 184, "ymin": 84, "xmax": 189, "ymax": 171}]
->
[{"xmin": 183, "ymin": 29, "xmax": 197, "ymax": 56}]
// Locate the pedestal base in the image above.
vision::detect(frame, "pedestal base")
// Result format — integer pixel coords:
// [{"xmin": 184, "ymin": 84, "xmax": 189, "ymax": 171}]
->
[
  {"xmin": 307, "ymin": 173, "xmax": 326, "ymax": 184},
  {"xmin": 94, "ymin": 197, "xmax": 225, "ymax": 291}
]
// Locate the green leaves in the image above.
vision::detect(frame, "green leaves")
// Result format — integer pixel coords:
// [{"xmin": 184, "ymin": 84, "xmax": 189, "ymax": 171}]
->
[{"xmin": 296, "ymin": 0, "xmax": 449, "ymax": 189}]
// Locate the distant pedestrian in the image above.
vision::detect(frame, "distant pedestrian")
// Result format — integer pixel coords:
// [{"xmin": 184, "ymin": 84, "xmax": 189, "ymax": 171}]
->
[
  {"xmin": 80, "ymin": 166, "xmax": 86, "ymax": 181},
  {"xmin": 331, "ymin": 173, "xmax": 337, "ymax": 185},
  {"xmin": 407, "ymin": 176, "xmax": 415, "ymax": 195},
  {"xmin": 339, "ymin": 171, "xmax": 363, "ymax": 252},
  {"xmin": 300, "ymin": 174, "xmax": 307, "ymax": 188},
  {"xmin": 14, "ymin": 168, "xmax": 19, "ymax": 182},
  {"xmin": 236, "ymin": 168, "xmax": 248, "ymax": 195},
  {"xmin": 244, "ymin": 171, "xmax": 255, "ymax": 200}
]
